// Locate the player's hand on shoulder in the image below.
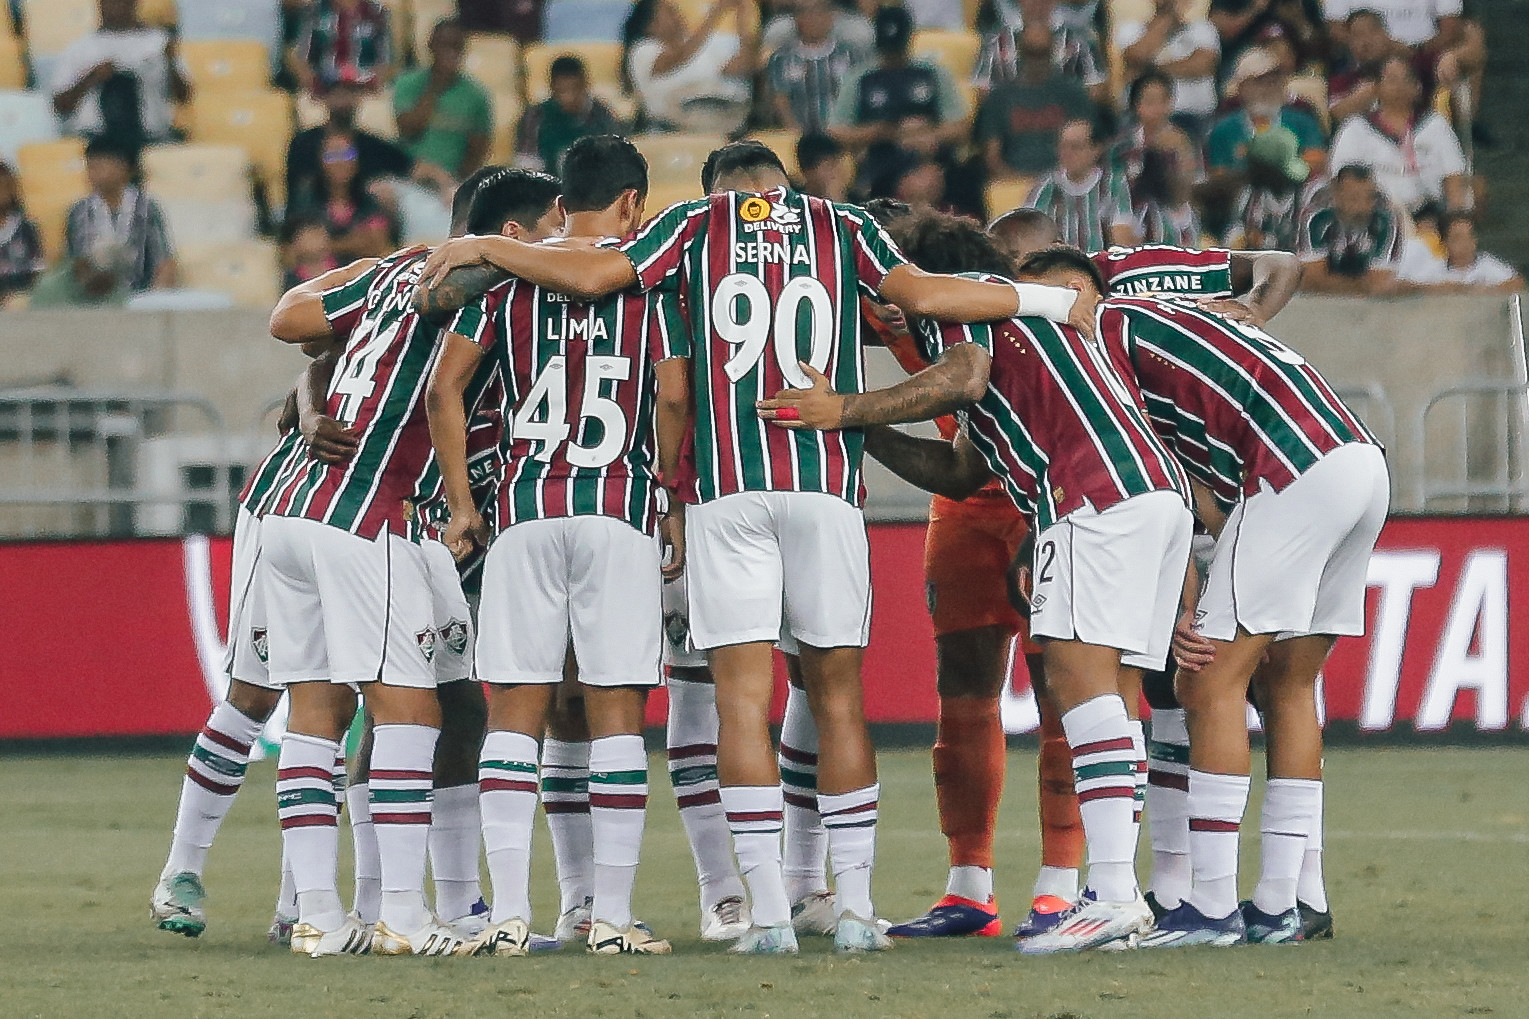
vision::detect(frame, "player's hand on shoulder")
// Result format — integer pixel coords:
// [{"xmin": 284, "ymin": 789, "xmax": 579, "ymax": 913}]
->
[
  {"xmin": 756, "ymin": 363, "xmax": 845, "ymax": 431},
  {"xmin": 1196, "ymin": 297, "xmax": 1264, "ymax": 327},
  {"xmin": 1067, "ymin": 288, "xmax": 1100, "ymax": 340},
  {"xmin": 421, "ymin": 237, "xmax": 489, "ymax": 289},
  {"xmin": 444, "ymin": 510, "xmax": 490, "ymax": 563},
  {"xmin": 303, "ymin": 415, "xmax": 361, "ymax": 465}
]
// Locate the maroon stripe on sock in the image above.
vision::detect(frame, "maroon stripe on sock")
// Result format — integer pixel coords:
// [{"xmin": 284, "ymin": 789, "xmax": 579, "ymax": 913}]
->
[
  {"xmin": 372, "ymin": 813, "xmax": 433, "ymax": 825},
  {"xmin": 369, "ymin": 769, "xmax": 433, "ymax": 782},
  {"xmin": 782, "ymin": 791, "xmax": 816, "ymax": 809},
  {"xmin": 542, "ymin": 801, "xmax": 591, "ymax": 814},
  {"xmin": 480, "ymin": 778, "xmax": 538, "ymax": 794},
  {"xmin": 677, "ymin": 790, "xmax": 722, "ymax": 808},
  {"xmin": 1148, "ymin": 770, "xmax": 1189, "ymax": 791},
  {"xmin": 277, "ymin": 766, "xmax": 334, "ymax": 782},
  {"xmin": 590, "ymin": 793, "xmax": 648, "ymax": 809},
  {"xmin": 1189, "ymin": 818, "xmax": 1240, "ymax": 833},
  {"xmin": 821, "ymin": 799, "xmax": 877, "ymax": 818},
  {"xmin": 1076, "ymin": 786, "xmax": 1135, "ymax": 803},
  {"xmin": 726, "ymin": 810, "xmax": 783, "ymax": 824},
  {"xmin": 1071, "ymin": 737, "xmax": 1135, "ymax": 757},
  {"xmin": 667, "ymin": 743, "xmax": 716, "ymax": 760},
  {"xmin": 778, "ymin": 744, "xmax": 817, "ymax": 765},
  {"xmin": 279, "ymin": 813, "xmax": 336, "ymax": 829},
  {"xmin": 186, "ymin": 768, "xmax": 239, "ymax": 796},
  {"xmin": 201, "ymin": 725, "xmax": 252, "ymax": 756}
]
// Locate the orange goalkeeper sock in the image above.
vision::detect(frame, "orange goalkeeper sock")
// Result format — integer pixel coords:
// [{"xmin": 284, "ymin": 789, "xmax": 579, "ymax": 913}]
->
[
  {"xmin": 1038, "ymin": 706, "xmax": 1085, "ymax": 872},
  {"xmin": 933, "ymin": 695, "xmax": 1005, "ymax": 871}
]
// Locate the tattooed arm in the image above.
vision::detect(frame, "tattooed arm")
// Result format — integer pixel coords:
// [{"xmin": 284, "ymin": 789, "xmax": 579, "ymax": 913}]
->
[
  {"xmin": 862, "ymin": 424, "xmax": 994, "ymax": 500},
  {"xmin": 413, "ymin": 262, "xmax": 513, "ymax": 324},
  {"xmin": 757, "ymin": 341, "xmax": 991, "ymax": 430},
  {"xmin": 1219, "ymin": 250, "xmax": 1303, "ymax": 325}
]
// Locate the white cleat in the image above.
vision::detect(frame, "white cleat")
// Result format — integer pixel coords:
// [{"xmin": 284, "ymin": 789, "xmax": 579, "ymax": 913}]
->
[
  {"xmin": 150, "ymin": 871, "xmax": 207, "ymax": 938},
  {"xmin": 553, "ymin": 896, "xmax": 593, "ymax": 943},
  {"xmin": 588, "ymin": 920, "xmax": 672, "ymax": 955},
  {"xmin": 461, "ymin": 917, "xmax": 531, "ymax": 957},
  {"xmin": 835, "ymin": 912, "xmax": 895, "ymax": 953},
  {"xmin": 371, "ymin": 915, "xmax": 467, "ymax": 956},
  {"xmin": 293, "ymin": 914, "xmax": 372, "ymax": 957},
  {"xmin": 790, "ymin": 890, "xmax": 838, "ymax": 935},
  {"xmin": 268, "ymin": 912, "xmax": 297, "ymax": 947},
  {"xmin": 701, "ymin": 895, "xmax": 752, "ymax": 942},
  {"xmin": 1017, "ymin": 893, "xmax": 1152, "ymax": 955},
  {"xmin": 447, "ymin": 911, "xmax": 488, "ymax": 940},
  {"xmin": 729, "ymin": 922, "xmax": 800, "ymax": 955}
]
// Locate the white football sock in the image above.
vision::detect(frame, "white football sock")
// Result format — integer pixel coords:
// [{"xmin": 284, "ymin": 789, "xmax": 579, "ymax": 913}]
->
[
  {"xmin": 1297, "ymin": 779, "xmax": 1328, "ymax": 912},
  {"xmin": 277, "ymin": 732, "xmax": 344, "ymax": 932},
  {"xmin": 820, "ymin": 783, "xmax": 879, "ymax": 921},
  {"xmin": 946, "ymin": 864, "xmax": 994, "ymax": 902},
  {"xmin": 540, "ymin": 737, "xmax": 594, "ymax": 914},
  {"xmin": 722, "ymin": 785, "xmax": 791, "ymax": 928},
  {"xmin": 428, "ymin": 783, "xmax": 482, "ymax": 921},
  {"xmin": 164, "ymin": 701, "xmax": 265, "ymax": 877},
  {"xmin": 779, "ymin": 684, "xmax": 828, "ymax": 902},
  {"xmin": 370, "ymin": 723, "xmax": 439, "ymax": 933},
  {"xmin": 1254, "ymin": 777, "xmax": 1321, "ymax": 916},
  {"xmin": 1146, "ymin": 708, "xmax": 1192, "ymax": 909},
  {"xmin": 589, "ymin": 734, "xmax": 648, "ymax": 929},
  {"xmin": 276, "ymin": 850, "xmax": 297, "ymax": 919},
  {"xmin": 1031, "ymin": 865, "xmax": 1078, "ymax": 901},
  {"xmin": 1128, "ymin": 719, "xmax": 1147, "ymax": 836},
  {"xmin": 346, "ymin": 781, "xmax": 381, "ymax": 923},
  {"xmin": 480, "ymin": 730, "xmax": 540, "ymax": 924},
  {"xmin": 1062, "ymin": 694, "xmax": 1141, "ymax": 903},
  {"xmin": 666, "ymin": 678, "xmax": 745, "ymax": 911},
  {"xmin": 1186, "ymin": 769, "xmax": 1251, "ymax": 921}
]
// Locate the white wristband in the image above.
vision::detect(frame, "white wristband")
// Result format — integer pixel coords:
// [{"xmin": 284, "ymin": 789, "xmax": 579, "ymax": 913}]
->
[{"xmin": 1010, "ymin": 281, "xmax": 1078, "ymax": 323}]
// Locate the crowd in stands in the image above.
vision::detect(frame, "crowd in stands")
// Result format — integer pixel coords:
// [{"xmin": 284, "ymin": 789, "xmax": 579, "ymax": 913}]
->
[{"xmin": 0, "ymin": 0, "xmax": 1517, "ymax": 311}]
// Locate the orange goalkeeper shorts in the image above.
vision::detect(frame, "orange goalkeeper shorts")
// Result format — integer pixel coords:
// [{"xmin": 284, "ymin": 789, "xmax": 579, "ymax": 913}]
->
[{"xmin": 924, "ymin": 491, "xmax": 1042, "ymax": 653}]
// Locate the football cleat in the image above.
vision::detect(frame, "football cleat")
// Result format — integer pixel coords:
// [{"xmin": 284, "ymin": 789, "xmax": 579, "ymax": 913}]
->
[
  {"xmin": 462, "ymin": 917, "xmax": 531, "ymax": 957},
  {"xmin": 528, "ymin": 932, "xmax": 562, "ymax": 952},
  {"xmin": 446, "ymin": 897, "xmax": 491, "ymax": 939},
  {"xmin": 1144, "ymin": 890, "xmax": 1174, "ymax": 923},
  {"xmin": 1012, "ymin": 894, "xmax": 1075, "ymax": 940},
  {"xmin": 835, "ymin": 912, "xmax": 895, "ymax": 953},
  {"xmin": 294, "ymin": 914, "xmax": 372, "ymax": 957},
  {"xmin": 886, "ymin": 895, "xmax": 1002, "ymax": 938},
  {"xmin": 1137, "ymin": 901, "xmax": 1246, "ymax": 949},
  {"xmin": 1298, "ymin": 901, "xmax": 1334, "ymax": 941},
  {"xmin": 790, "ymin": 890, "xmax": 839, "ymax": 935},
  {"xmin": 150, "ymin": 871, "xmax": 207, "ymax": 938},
  {"xmin": 1017, "ymin": 890, "xmax": 1152, "ymax": 955},
  {"xmin": 371, "ymin": 915, "xmax": 468, "ymax": 956},
  {"xmin": 554, "ymin": 897, "xmax": 594, "ymax": 943},
  {"xmin": 729, "ymin": 922, "xmax": 800, "ymax": 955},
  {"xmin": 268, "ymin": 912, "xmax": 297, "ymax": 947},
  {"xmin": 701, "ymin": 895, "xmax": 752, "ymax": 942},
  {"xmin": 1240, "ymin": 901, "xmax": 1303, "ymax": 944},
  {"xmin": 588, "ymin": 920, "xmax": 672, "ymax": 955}
]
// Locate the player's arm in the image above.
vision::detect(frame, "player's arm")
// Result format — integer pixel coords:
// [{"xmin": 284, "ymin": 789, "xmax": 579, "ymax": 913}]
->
[
  {"xmin": 1210, "ymin": 250, "xmax": 1303, "ymax": 324},
  {"xmin": 420, "ymin": 235, "xmax": 636, "ymax": 301},
  {"xmin": 878, "ymin": 264, "xmax": 1096, "ymax": 337},
  {"xmin": 1189, "ymin": 479, "xmax": 1228, "ymax": 539},
  {"xmin": 653, "ymin": 356, "xmax": 691, "ymax": 580},
  {"xmin": 757, "ymin": 341, "xmax": 990, "ymax": 430},
  {"xmin": 269, "ymin": 257, "xmax": 380, "ymax": 343},
  {"xmin": 426, "ymin": 332, "xmax": 491, "ymax": 560},
  {"xmin": 413, "ymin": 263, "xmax": 514, "ymax": 323},
  {"xmin": 296, "ymin": 345, "xmax": 360, "ymax": 465},
  {"xmin": 862, "ymin": 424, "xmax": 994, "ymax": 500}
]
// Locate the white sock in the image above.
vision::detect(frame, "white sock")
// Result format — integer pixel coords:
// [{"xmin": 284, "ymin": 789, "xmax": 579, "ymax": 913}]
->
[
  {"xmin": 164, "ymin": 702, "xmax": 265, "ymax": 877},
  {"xmin": 779, "ymin": 684, "xmax": 828, "ymax": 902},
  {"xmin": 1031, "ymin": 865, "xmax": 1078, "ymax": 901},
  {"xmin": 540, "ymin": 737, "xmax": 594, "ymax": 914},
  {"xmin": 428, "ymin": 783, "xmax": 482, "ymax": 922},
  {"xmin": 946, "ymin": 865, "xmax": 994, "ymax": 903},
  {"xmin": 589, "ymin": 734, "xmax": 648, "ymax": 929},
  {"xmin": 1297, "ymin": 780, "xmax": 1328, "ymax": 912},
  {"xmin": 819, "ymin": 784, "xmax": 879, "ymax": 921},
  {"xmin": 722, "ymin": 785, "xmax": 791, "ymax": 928},
  {"xmin": 277, "ymin": 732, "xmax": 344, "ymax": 932},
  {"xmin": 1254, "ymin": 778, "xmax": 1321, "ymax": 915},
  {"xmin": 370, "ymin": 723, "xmax": 439, "ymax": 933},
  {"xmin": 346, "ymin": 782, "xmax": 381, "ymax": 923},
  {"xmin": 276, "ymin": 850, "xmax": 297, "ymax": 919},
  {"xmin": 666, "ymin": 678, "xmax": 745, "ymax": 911},
  {"xmin": 480, "ymin": 730, "xmax": 540, "ymax": 925},
  {"xmin": 1186, "ymin": 769, "xmax": 1251, "ymax": 921},
  {"xmin": 1061, "ymin": 694, "xmax": 1141, "ymax": 903},
  {"xmin": 1146, "ymin": 708, "xmax": 1191, "ymax": 909}
]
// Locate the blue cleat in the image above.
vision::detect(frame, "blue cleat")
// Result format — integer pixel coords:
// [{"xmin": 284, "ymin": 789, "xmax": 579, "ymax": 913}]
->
[
  {"xmin": 1012, "ymin": 894, "xmax": 1075, "ymax": 940},
  {"xmin": 887, "ymin": 895, "xmax": 1002, "ymax": 938},
  {"xmin": 1138, "ymin": 901, "xmax": 1246, "ymax": 949},
  {"xmin": 1241, "ymin": 900, "xmax": 1303, "ymax": 944}
]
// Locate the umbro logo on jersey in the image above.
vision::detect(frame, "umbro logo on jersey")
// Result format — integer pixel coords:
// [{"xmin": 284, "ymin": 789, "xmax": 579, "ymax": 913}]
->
[
  {"xmin": 416, "ymin": 628, "xmax": 437, "ymax": 662},
  {"xmin": 1030, "ymin": 593, "xmax": 1047, "ymax": 608}
]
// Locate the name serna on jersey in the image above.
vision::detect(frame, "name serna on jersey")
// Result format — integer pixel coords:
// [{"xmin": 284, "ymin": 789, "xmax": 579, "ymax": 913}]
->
[
  {"xmin": 618, "ymin": 186, "xmax": 908, "ymax": 506},
  {"xmin": 1091, "ymin": 245, "xmax": 1233, "ymax": 297}
]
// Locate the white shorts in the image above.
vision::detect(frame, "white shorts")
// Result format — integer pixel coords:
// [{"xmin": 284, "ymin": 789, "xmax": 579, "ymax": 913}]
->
[
  {"xmin": 1029, "ymin": 490, "xmax": 1193, "ymax": 671},
  {"xmin": 261, "ymin": 516, "xmax": 438, "ymax": 689},
  {"xmin": 477, "ymin": 516, "xmax": 662, "ymax": 687},
  {"xmin": 421, "ymin": 538, "xmax": 474, "ymax": 684},
  {"xmin": 686, "ymin": 491, "xmax": 871, "ymax": 651},
  {"xmin": 1197, "ymin": 442, "xmax": 1390, "ymax": 641},
  {"xmin": 662, "ymin": 572, "xmax": 708, "ymax": 670},
  {"xmin": 225, "ymin": 508, "xmax": 280, "ymax": 690}
]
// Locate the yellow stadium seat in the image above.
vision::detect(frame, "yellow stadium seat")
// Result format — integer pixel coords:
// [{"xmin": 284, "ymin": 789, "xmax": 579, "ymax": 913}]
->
[
  {"xmin": 634, "ymin": 132, "xmax": 725, "ymax": 189},
  {"xmin": 356, "ymin": 91, "xmax": 398, "ymax": 139},
  {"xmin": 985, "ymin": 175, "xmax": 1036, "ymax": 220},
  {"xmin": 912, "ymin": 29, "xmax": 981, "ymax": 81},
  {"xmin": 0, "ymin": 33, "xmax": 26, "ymax": 90},
  {"xmin": 464, "ymin": 32, "xmax": 518, "ymax": 98},
  {"xmin": 743, "ymin": 129, "xmax": 800, "ymax": 178},
  {"xmin": 181, "ymin": 39, "xmax": 271, "ymax": 95},
  {"xmin": 142, "ymin": 143, "xmax": 250, "ymax": 201},
  {"xmin": 140, "ymin": 0, "xmax": 177, "ymax": 28},
  {"xmin": 186, "ymin": 89, "xmax": 294, "ymax": 207},
  {"xmin": 643, "ymin": 180, "xmax": 702, "ymax": 214},
  {"xmin": 22, "ymin": 0, "xmax": 97, "ymax": 57},
  {"xmin": 964, "ymin": 0, "xmax": 982, "ymax": 24},
  {"xmin": 179, "ymin": 241, "xmax": 281, "ymax": 309},
  {"xmin": 487, "ymin": 89, "xmax": 523, "ymax": 164},
  {"xmin": 521, "ymin": 41, "xmax": 636, "ymax": 120},
  {"xmin": 17, "ymin": 138, "xmax": 87, "ymax": 261}
]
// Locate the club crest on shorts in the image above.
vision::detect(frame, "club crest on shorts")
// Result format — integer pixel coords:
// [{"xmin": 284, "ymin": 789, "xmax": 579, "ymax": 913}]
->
[
  {"xmin": 416, "ymin": 627, "xmax": 437, "ymax": 662},
  {"xmin": 441, "ymin": 618, "xmax": 470, "ymax": 656},
  {"xmin": 664, "ymin": 609, "xmax": 689, "ymax": 651},
  {"xmin": 251, "ymin": 627, "xmax": 269, "ymax": 664}
]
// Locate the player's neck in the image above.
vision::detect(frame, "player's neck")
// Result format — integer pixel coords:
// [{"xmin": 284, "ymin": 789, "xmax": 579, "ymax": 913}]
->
[{"xmin": 565, "ymin": 210, "xmax": 627, "ymax": 241}]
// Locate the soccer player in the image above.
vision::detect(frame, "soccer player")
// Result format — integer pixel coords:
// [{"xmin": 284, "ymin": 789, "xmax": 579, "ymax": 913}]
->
[
  {"xmin": 417, "ymin": 140, "xmax": 1071, "ymax": 954},
  {"xmin": 761, "ymin": 236, "xmax": 1195, "ymax": 954},
  {"xmin": 425, "ymin": 135, "xmax": 684, "ymax": 956}
]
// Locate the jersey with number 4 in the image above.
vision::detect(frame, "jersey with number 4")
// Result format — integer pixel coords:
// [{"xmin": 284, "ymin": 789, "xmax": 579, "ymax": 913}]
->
[
  {"xmin": 449, "ymin": 271, "xmax": 688, "ymax": 535},
  {"xmin": 266, "ymin": 250, "xmax": 440, "ymax": 540},
  {"xmin": 1091, "ymin": 245, "xmax": 1233, "ymax": 297},
  {"xmin": 1099, "ymin": 295, "xmax": 1378, "ymax": 511},
  {"xmin": 619, "ymin": 186, "xmax": 908, "ymax": 505}
]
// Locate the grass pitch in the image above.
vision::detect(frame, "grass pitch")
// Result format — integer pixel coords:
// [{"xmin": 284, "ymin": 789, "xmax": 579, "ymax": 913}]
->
[{"xmin": 1, "ymin": 746, "xmax": 1523, "ymax": 1019}]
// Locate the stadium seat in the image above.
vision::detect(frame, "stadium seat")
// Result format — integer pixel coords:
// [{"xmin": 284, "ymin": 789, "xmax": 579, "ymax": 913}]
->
[
  {"xmin": 375, "ymin": 0, "xmax": 413, "ymax": 65},
  {"xmin": 139, "ymin": 0, "xmax": 178, "ymax": 28},
  {"xmin": 21, "ymin": 0, "xmax": 97, "ymax": 58},
  {"xmin": 543, "ymin": 0, "xmax": 631, "ymax": 43},
  {"xmin": 464, "ymin": 32, "xmax": 518, "ymax": 98},
  {"xmin": 16, "ymin": 138, "xmax": 87, "ymax": 261},
  {"xmin": 671, "ymin": 0, "xmax": 760, "ymax": 35},
  {"xmin": 488, "ymin": 89, "xmax": 523, "ymax": 164},
  {"xmin": 743, "ymin": 129, "xmax": 801, "ymax": 178},
  {"xmin": 177, "ymin": 0, "xmax": 282, "ymax": 49},
  {"xmin": 985, "ymin": 175, "xmax": 1036, "ymax": 220},
  {"xmin": 521, "ymin": 41, "xmax": 635, "ymax": 121},
  {"xmin": 186, "ymin": 89, "xmax": 293, "ymax": 207},
  {"xmin": 0, "ymin": 30, "xmax": 27, "ymax": 90},
  {"xmin": 178, "ymin": 240, "xmax": 281, "ymax": 308},
  {"xmin": 181, "ymin": 39, "xmax": 272, "ymax": 95},
  {"xmin": 296, "ymin": 89, "xmax": 398, "ymax": 137},
  {"xmin": 644, "ymin": 179, "xmax": 702, "ymax": 214},
  {"xmin": 912, "ymin": 29, "xmax": 981, "ymax": 81},
  {"xmin": 142, "ymin": 143, "xmax": 251, "ymax": 201},
  {"xmin": 0, "ymin": 90, "xmax": 60, "ymax": 164},
  {"xmin": 412, "ymin": 0, "xmax": 456, "ymax": 64},
  {"xmin": 633, "ymin": 133, "xmax": 725, "ymax": 189}
]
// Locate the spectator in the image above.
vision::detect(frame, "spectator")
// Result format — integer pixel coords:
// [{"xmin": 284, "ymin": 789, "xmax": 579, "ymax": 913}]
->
[
  {"xmin": 1298, "ymin": 162, "xmax": 1404, "ymax": 295},
  {"xmin": 30, "ymin": 138, "xmax": 174, "ymax": 307},
  {"xmin": 1323, "ymin": 0, "xmax": 1482, "ymax": 79},
  {"xmin": 1328, "ymin": 54, "xmax": 1468, "ymax": 215},
  {"xmin": 622, "ymin": 0, "xmax": 758, "ymax": 134},
  {"xmin": 974, "ymin": 0, "xmax": 1108, "ymax": 103},
  {"xmin": 905, "ymin": 0, "xmax": 965, "ymax": 30},
  {"xmin": 514, "ymin": 56, "xmax": 624, "ymax": 174},
  {"xmin": 761, "ymin": 0, "xmax": 874, "ymax": 55},
  {"xmin": 1210, "ymin": 0, "xmax": 1328, "ymax": 84},
  {"xmin": 1326, "ymin": 9, "xmax": 1430, "ymax": 122},
  {"xmin": 279, "ymin": 214, "xmax": 338, "ymax": 291},
  {"xmin": 830, "ymin": 5, "xmax": 970, "ymax": 154},
  {"xmin": 1396, "ymin": 212, "xmax": 1523, "ymax": 292},
  {"xmin": 290, "ymin": 0, "xmax": 394, "ymax": 96},
  {"xmin": 286, "ymin": 80, "xmax": 415, "ymax": 221},
  {"xmin": 392, "ymin": 19, "xmax": 492, "ymax": 181},
  {"xmin": 766, "ymin": 0, "xmax": 866, "ymax": 134},
  {"xmin": 1206, "ymin": 46, "xmax": 1326, "ymax": 178},
  {"xmin": 1115, "ymin": 69, "xmax": 1202, "ymax": 207},
  {"xmin": 890, "ymin": 156, "xmax": 948, "ymax": 211},
  {"xmin": 293, "ymin": 133, "xmax": 398, "ymax": 260},
  {"xmin": 1135, "ymin": 148, "xmax": 1204, "ymax": 246},
  {"xmin": 0, "ymin": 162, "xmax": 44, "ymax": 303},
  {"xmin": 795, "ymin": 132, "xmax": 852, "ymax": 201},
  {"xmin": 1224, "ymin": 125, "xmax": 1323, "ymax": 250},
  {"xmin": 976, "ymin": 21, "xmax": 1095, "ymax": 178},
  {"xmin": 50, "ymin": 0, "xmax": 192, "ymax": 151},
  {"xmin": 1116, "ymin": 0, "xmax": 1222, "ymax": 138},
  {"xmin": 1024, "ymin": 118, "xmax": 1141, "ymax": 248}
]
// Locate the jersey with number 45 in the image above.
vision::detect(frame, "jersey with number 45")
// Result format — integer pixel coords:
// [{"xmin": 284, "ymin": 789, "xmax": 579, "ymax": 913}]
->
[
  {"xmin": 448, "ymin": 269, "xmax": 688, "ymax": 535},
  {"xmin": 619, "ymin": 186, "xmax": 908, "ymax": 506}
]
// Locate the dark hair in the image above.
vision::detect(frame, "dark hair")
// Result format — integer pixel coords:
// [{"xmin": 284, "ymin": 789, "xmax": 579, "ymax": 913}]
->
[
  {"xmin": 863, "ymin": 197, "xmax": 912, "ymax": 227},
  {"xmin": 1061, "ymin": 115, "xmax": 1109, "ymax": 148},
  {"xmin": 429, "ymin": 16, "xmax": 462, "ymax": 44},
  {"xmin": 1014, "ymin": 245, "xmax": 1108, "ymax": 295},
  {"xmin": 1345, "ymin": 7, "xmax": 1385, "ymax": 27},
  {"xmin": 620, "ymin": 0, "xmax": 658, "ymax": 93},
  {"xmin": 888, "ymin": 210, "xmax": 1016, "ymax": 277},
  {"xmin": 466, "ymin": 168, "xmax": 562, "ymax": 236},
  {"xmin": 988, "ymin": 207, "xmax": 1057, "ymax": 237},
  {"xmin": 1135, "ymin": 148, "xmax": 1175, "ymax": 206},
  {"xmin": 549, "ymin": 54, "xmax": 587, "ymax": 81},
  {"xmin": 1375, "ymin": 52, "xmax": 1419, "ymax": 84},
  {"xmin": 873, "ymin": 4, "xmax": 913, "ymax": 54},
  {"xmin": 279, "ymin": 212, "xmax": 328, "ymax": 245},
  {"xmin": 84, "ymin": 135, "xmax": 135, "ymax": 167},
  {"xmin": 450, "ymin": 164, "xmax": 506, "ymax": 234},
  {"xmin": 795, "ymin": 132, "xmax": 843, "ymax": 174},
  {"xmin": 1332, "ymin": 163, "xmax": 1374, "ymax": 186},
  {"xmin": 700, "ymin": 140, "xmax": 789, "ymax": 194},
  {"xmin": 561, "ymin": 134, "xmax": 648, "ymax": 213},
  {"xmin": 1128, "ymin": 68, "xmax": 1174, "ymax": 113}
]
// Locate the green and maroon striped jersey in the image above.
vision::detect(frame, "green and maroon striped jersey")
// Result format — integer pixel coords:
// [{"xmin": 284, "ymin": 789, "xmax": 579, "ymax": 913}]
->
[
  {"xmin": 619, "ymin": 187, "xmax": 908, "ymax": 505},
  {"xmin": 448, "ymin": 267, "xmax": 689, "ymax": 535},
  {"xmin": 265, "ymin": 250, "xmax": 442, "ymax": 540},
  {"xmin": 1025, "ymin": 167, "xmax": 1134, "ymax": 252},
  {"xmin": 1090, "ymin": 245, "xmax": 1233, "ymax": 297},
  {"xmin": 238, "ymin": 427, "xmax": 306, "ymax": 516}
]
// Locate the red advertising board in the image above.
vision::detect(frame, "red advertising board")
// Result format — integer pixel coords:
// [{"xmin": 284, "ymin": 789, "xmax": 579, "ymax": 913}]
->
[{"xmin": 2, "ymin": 518, "xmax": 1526, "ymax": 740}]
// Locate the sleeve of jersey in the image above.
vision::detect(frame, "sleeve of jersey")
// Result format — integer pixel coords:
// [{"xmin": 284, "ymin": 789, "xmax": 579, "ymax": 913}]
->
[
  {"xmin": 649, "ymin": 288, "xmax": 691, "ymax": 361},
  {"xmin": 619, "ymin": 198, "xmax": 707, "ymax": 292},
  {"xmin": 851, "ymin": 212, "xmax": 910, "ymax": 298},
  {"xmin": 319, "ymin": 261, "xmax": 380, "ymax": 339},
  {"xmin": 925, "ymin": 319, "xmax": 996, "ymax": 360},
  {"xmin": 446, "ymin": 285, "xmax": 505, "ymax": 352}
]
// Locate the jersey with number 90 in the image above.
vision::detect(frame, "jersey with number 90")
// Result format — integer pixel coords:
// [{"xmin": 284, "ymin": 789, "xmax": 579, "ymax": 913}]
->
[
  {"xmin": 448, "ymin": 272, "xmax": 688, "ymax": 536},
  {"xmin": 619, "ymin": 187, "xmax": 908, "ymax": 505}
]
